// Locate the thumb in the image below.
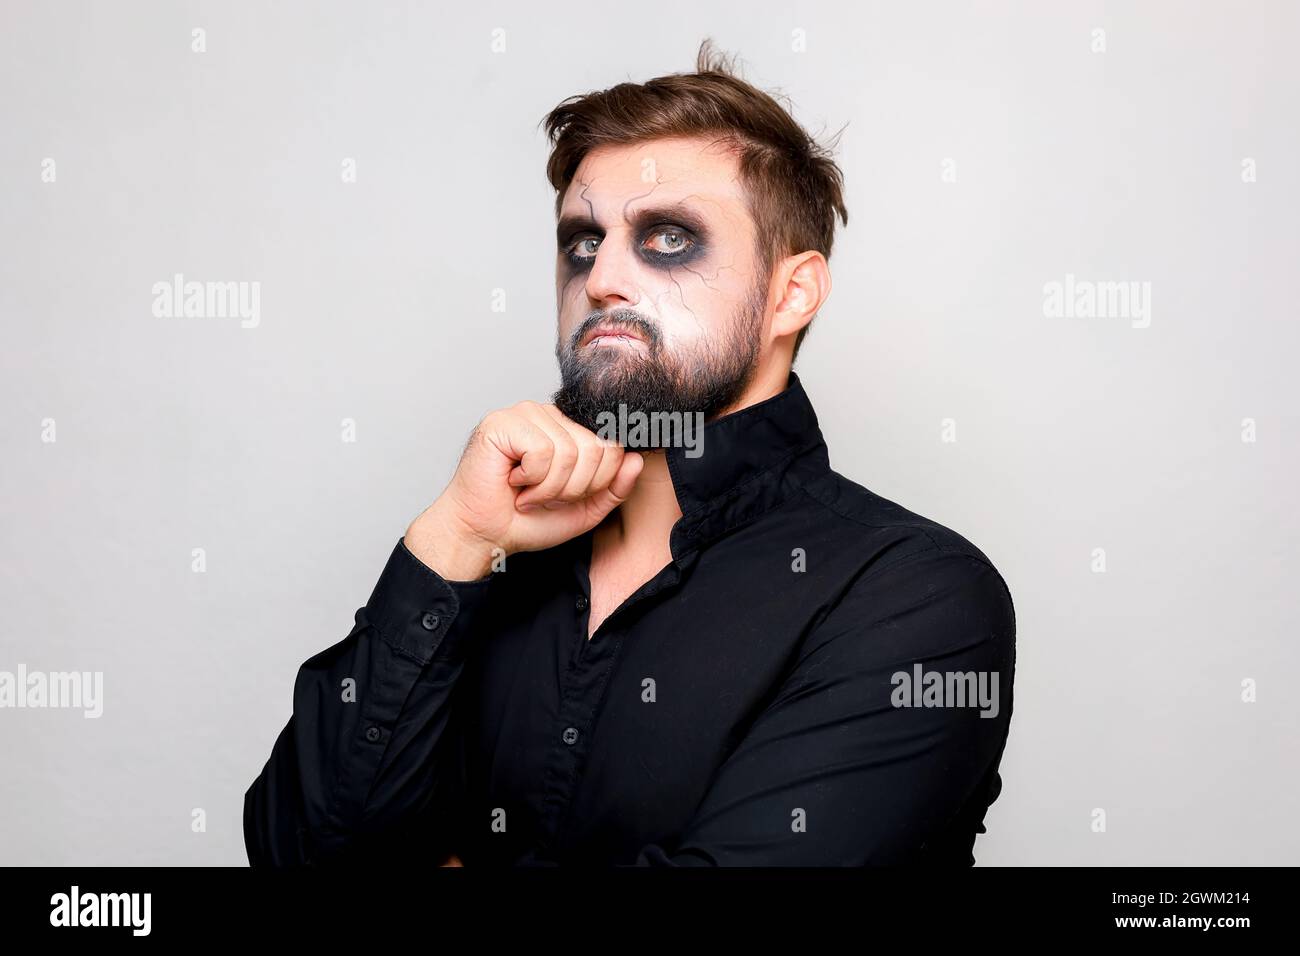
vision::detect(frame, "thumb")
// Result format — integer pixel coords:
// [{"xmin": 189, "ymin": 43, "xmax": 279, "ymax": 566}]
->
[{"xmin": 584, "ymin": 450, "xmax": 645, "ymax": 521}]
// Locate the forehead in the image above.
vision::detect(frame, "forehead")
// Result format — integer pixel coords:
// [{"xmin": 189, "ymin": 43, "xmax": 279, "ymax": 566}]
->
[{"xmin": 559, "ymin": 136, "xmax": 748, "ymax": 223}]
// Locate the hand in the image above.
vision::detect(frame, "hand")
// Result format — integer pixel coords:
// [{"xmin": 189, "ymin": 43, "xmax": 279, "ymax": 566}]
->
[{"xmin": 405, "ymin": 401, "xmax": 644, "ymax": 580}]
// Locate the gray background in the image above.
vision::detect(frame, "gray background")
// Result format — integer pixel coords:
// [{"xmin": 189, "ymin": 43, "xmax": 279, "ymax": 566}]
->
[{"xmin": 2, "ymin": 0, "xmax": 1296, "ymax": 865}]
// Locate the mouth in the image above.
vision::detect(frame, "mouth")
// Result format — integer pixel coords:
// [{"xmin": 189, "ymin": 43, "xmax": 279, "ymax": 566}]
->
[{"xmin": 580, "ymin": 325, "xmax": 649, "ymax": 350}]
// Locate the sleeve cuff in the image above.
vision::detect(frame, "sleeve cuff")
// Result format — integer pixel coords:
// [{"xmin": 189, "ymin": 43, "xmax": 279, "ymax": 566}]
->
[{"xmin": 363, "ymin": 537, "xmax": 495, "ymax": 665}]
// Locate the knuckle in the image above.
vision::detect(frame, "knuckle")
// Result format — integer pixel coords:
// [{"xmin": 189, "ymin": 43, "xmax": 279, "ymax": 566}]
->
[{"xmin": 555, "ymin": 438, "xmax": 579, "ymax": 466}]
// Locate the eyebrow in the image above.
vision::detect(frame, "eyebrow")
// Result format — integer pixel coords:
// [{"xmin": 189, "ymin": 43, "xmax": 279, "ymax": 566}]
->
[{"xmin": 555, "ymin": 201, "xmax": 713, "ymax": 247}]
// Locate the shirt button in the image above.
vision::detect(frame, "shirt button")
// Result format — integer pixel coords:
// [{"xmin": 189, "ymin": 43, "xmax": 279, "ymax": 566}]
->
[
  {"xmin": 421, "ymin": 612, "xmax": 440, "ymax": 631},
  {"xmin": 562, "ymin": 726, "xmax": 579, "ymax": 745},
  {"xmin": 365, "ymin": 726, "xmax": 381, "ymax": 742},
  {"xmin": 574, "ymin": 596, "xmax": 588, "ymax": 611}
]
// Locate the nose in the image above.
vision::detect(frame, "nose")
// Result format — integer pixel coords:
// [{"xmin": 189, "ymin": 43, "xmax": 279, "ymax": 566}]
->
[{"xmin": 583, "ymin": 233, "xmax": 642, "ymax": 311}]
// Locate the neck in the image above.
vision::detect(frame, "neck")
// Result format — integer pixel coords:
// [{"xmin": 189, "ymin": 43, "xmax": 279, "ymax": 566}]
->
[
  {"xmin": 596, "ymin": 449, "xmax": 679, "ymax": 550},
  {"xmin": 596, "ymin": 362, "xmax": 792, "ymax": 552}
]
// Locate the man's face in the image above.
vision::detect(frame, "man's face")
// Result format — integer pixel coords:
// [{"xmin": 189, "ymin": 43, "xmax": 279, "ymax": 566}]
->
[{"xmin": 552, "ymin": 136, "xmax": 770, "ymax": 442}]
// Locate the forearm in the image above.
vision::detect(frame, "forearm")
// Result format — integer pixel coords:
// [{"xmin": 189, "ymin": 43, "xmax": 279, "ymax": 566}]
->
[{"xmin": 244, "ymin": 538, "xmax": 493, "ymax": 865}]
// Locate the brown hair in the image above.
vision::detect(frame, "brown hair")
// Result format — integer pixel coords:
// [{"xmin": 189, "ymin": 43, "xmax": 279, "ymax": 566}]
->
[{"xmin": 539, "ymin": 38, "xmax": 849, "ymax": 360}]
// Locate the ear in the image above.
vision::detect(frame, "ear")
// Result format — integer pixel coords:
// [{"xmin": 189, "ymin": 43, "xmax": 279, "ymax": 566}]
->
[{"xmin": 769, "ymin": 251, "xmax": 831, "ymax": 344}]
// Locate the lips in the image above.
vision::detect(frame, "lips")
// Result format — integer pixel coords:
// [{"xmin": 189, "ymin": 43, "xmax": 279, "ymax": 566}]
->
[{"xmin": 580, "ymin": 325, "xmax": 648, "ymax": 348}]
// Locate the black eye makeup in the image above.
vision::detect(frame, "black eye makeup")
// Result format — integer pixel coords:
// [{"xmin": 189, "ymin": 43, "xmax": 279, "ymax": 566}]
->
[
  {"xmin": 561, "ymin": 224, "xmax": 701, "ymax": 269},
  {"xmin": 556, "ymin": 202, "xmax": 713, "ymax": 273}
]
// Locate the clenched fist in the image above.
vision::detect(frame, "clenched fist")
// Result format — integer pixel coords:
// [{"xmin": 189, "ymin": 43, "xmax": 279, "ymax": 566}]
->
[{"xmin": 403, "ymin": 401, "xmax": 644, "ymax": 580}]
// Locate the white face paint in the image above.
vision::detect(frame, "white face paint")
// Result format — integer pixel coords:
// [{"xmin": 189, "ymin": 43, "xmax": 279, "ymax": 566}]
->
[
  {"xmin": 554, "ymin": 135, "xmax": 768, "ymax": 369},
  {"xmin": 551, "ymin": 136, "xmax": 773, "ymax": 435}
]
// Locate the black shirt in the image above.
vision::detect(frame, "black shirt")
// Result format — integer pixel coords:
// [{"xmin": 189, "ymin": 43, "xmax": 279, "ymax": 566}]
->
[{"xmin": 243, "ymin": 372, "xmax": 1017, "ymax": 866}]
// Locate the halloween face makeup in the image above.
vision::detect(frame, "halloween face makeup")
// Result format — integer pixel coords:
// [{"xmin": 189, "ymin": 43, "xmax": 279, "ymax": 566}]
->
[{"xmin": 551, "ymin": 136, "xmax": 770, "ymax": 441}]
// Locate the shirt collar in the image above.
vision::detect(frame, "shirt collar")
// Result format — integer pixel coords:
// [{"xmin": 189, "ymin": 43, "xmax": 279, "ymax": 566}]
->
[{"xmin": 665, "ymin": 370, "xmax": 831, "ymax": 554}]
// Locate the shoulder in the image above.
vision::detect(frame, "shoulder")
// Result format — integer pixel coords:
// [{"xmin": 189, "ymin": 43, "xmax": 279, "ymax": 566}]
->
[
  {"xmin": 802, "ymin": 469, "xmax": 998, "ymax": 569},
  {"xmin": 798, "ymin": 470, "xmax": 1016, "ymax": 644}
]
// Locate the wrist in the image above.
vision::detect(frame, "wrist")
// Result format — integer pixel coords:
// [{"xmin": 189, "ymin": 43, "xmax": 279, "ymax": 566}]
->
[{"xmin": 404, "ymin": 500, "xmax": 497, "ymax": 582}]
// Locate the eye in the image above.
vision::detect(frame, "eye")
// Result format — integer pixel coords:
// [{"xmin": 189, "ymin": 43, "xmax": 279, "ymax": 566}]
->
[
  {"xmin": 563, "ymin": 226, "xmax": 697, "ymax": 268},
  {"xmin": 644, "ymin": 228, "xmax": 695, "ymax": 258},
  {"xmin": 565, "ymin": 236, "xmax": 601, "ymax": 262}
]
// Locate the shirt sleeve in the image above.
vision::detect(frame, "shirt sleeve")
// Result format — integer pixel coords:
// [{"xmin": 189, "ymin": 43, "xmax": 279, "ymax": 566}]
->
[
  {"xmin": 242, "ymin": 537, "xmax": 494, "ymax": 866},
  {"xmin": 628, "ymin": 547, "xmax": 1017, "ymax": 866}
]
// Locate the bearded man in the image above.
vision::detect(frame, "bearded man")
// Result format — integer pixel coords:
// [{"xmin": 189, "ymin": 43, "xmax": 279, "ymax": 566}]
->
[{"xmin": 244, "ymin": 39, "xmax": 1016, "ymax": 868}]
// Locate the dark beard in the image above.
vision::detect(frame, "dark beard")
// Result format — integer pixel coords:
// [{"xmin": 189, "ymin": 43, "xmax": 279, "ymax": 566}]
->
[{"xmin": 552, "ymin": 289, "xmax": 764, "ymax": 447}]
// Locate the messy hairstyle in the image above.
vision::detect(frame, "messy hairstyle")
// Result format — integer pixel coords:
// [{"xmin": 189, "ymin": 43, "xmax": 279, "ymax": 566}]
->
[{"xmin": 540, "ymin": 38, "xmax": 849, "ymax": 360}]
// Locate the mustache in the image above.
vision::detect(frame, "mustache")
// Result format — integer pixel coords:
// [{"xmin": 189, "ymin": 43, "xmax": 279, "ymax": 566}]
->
[{"xmin": 569, "ymin": 309, "xmax": 662, "ymax": 352}]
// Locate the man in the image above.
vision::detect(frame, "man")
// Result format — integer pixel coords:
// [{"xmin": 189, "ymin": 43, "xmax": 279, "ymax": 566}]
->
[{"xmin": 243, "ymin": 40, "xmax": 1016, "ymax": 867}]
